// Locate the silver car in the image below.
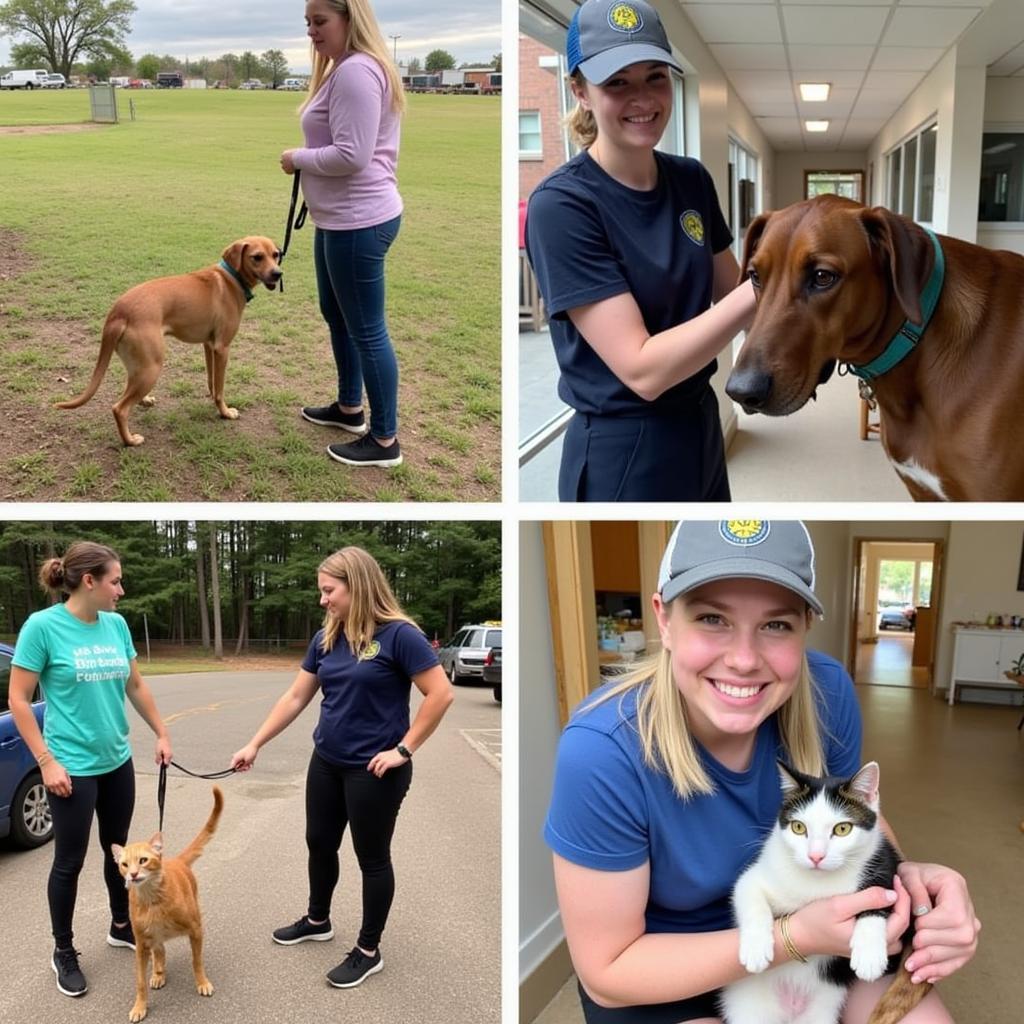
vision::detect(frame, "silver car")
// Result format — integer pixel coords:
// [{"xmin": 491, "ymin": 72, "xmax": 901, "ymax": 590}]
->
[{"xmin": 438, "ymin": 624, "xmax": 502, "ymax": 685}]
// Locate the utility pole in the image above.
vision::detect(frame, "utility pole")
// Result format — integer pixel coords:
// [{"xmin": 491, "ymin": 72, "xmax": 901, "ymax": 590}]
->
[{"xmin": 389, "ymin": 34, "xmax": 401, "ymax": 64}]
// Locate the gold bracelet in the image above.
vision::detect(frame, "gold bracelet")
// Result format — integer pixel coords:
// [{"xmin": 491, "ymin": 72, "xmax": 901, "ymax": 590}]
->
[
  {"xmin": 36, "ymin": 750, "xmax": 53, "ymax": 768},
  {"xmin": 779, "ymin": 914, "xmax": 809, "ymax": 964}
]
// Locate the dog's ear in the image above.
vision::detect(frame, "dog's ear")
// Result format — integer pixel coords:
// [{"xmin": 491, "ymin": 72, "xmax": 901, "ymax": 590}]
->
[
  {"xmin": 859, "ymin": 206, "xmax": 934, "ymax": 325},
  {"xmin": 738, "ymin": 212, "xmax": 771, "ymax": 286},
  {"xmin": 222, "ymin": 240, "xmax": 249, "ymax": 271}
]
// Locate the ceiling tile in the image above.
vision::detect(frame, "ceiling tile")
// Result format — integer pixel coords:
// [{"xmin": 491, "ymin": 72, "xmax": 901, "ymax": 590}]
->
[
  {"xmin": 789, "ymin": 45, "xmax": 875, "ymax": 70},
  {"xmin": 871, "ymin": 46, "xmax": 946, "ymax": 72},
  {"xmin": 709, "ymin": 43, "xmax": 789, "ymax": 69},
  {"xmin": 788, "ymin": 70, "xmax": 868, "ymax": 89},
  {"xmin": 726, "ymin": 70, "xmax": 794, "ymax": 91},
  {"xmin": 989, "ymin": 41, "xmax": 1024, "ymax": 76},
  {"xmin": 861, "ymin": 70, "xmax": 926, "ymax": 91},
  {"xmin": 851, "ymin": 89, "xmax": 903, "ymax": 116},
  {"xmin": 682, "ymin": 4, "xmax": 783, "ymax": 44},
  {"xmin": 747, "ymin": 99, "xmax": 801, "ymax": 116},
  {"xmin": 797, "ymin": 89, "xmax": 858, "ymax": 117},
  {"xmin": 883, "ymin": 7, "xmax": 983, "ymax": 48},
  {"xmin": 782, "ymin": 5, "xmax": 888, "ymax": 45}
]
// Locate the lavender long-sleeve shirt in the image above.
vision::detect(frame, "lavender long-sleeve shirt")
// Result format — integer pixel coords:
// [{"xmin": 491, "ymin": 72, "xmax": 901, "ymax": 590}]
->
[{"xmin": 292, "ymin": 53, "xmax": 402, "ymax": 231}]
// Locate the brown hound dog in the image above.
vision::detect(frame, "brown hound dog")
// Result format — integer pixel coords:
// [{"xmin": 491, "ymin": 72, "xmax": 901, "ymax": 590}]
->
[
  {"xmin": 57, "ymin": 237, "xmax": 282, "ymax": 446},
  {"xmin": 725, "ymin": 195, "xmax": 1024, "ymax": 501}
]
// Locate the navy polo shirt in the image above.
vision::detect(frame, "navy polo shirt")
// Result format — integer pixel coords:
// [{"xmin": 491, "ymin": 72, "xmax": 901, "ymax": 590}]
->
[
  {"xmin": 301, "ymin": 620, "xmax": 439, "ymax": 767},
  {"xmin": 526, "ymin": 150, "xmax": 732, "ymax": 417},
  {"xmin": 544, "ymin": 650, "xmax": 862, "ymax": 934}
]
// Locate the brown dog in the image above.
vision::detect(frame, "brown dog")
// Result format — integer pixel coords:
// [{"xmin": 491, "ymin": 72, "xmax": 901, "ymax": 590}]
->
[
  {"xmin": 57, "ymin": 237, "xmax": 282, "ymax": 446},
  {"xmin": 726, "ymin": 195, "xmax": 1024, "ymax": 501}
]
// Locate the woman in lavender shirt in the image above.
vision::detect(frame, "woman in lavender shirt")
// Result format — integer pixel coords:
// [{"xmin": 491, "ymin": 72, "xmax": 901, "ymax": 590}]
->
[{"xmin": 283, "ymin": 0, "xmax": 406, "ymax": 468}]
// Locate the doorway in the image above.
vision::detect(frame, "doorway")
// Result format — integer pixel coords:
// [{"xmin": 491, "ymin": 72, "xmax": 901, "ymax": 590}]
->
[
  {"xmin": 850, "ymin": 538, "xmax": 942, "ymax": 688},
  {"xmin": 804, "ymin": 170, "xmax": 864, "ymax": 201}
]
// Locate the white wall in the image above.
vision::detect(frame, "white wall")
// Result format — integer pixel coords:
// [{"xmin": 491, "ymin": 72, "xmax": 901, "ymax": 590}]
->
[
  {"xmin": 934, "ymin": 522, "xmax": 1024, "ymax": 697},
  {"xmin": 976, "ymin": 77, "xmax": 1024, "ymax": 256},
  {"xmin": 804, "ymin": 522, "xmax": 852, "ymax": 663},
  {"xmin": 866, "ymin": 48, "xmax": 985, "ymax": 240},
  {"xmin": 774, "ymin": 151, "xmax": 867, "ymax": 209},
  {"xmin": 519, "ymin": 523, "xmax": 565, "ymax": 982}
]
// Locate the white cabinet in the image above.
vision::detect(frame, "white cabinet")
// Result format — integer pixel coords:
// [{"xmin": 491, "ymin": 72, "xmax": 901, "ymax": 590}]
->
[{"xmin": 949, "ymin": 628, "xmax": 1024, "ymax": 705}]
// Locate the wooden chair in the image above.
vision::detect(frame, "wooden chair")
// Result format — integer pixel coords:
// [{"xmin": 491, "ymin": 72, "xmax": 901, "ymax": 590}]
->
[
  {"xmin": 519, "ymin": 250, "xmax": 545, "ymax": 332},
  {"xmin": 859, "ymin": 398, "xmax": 881, "ymax": 441}
]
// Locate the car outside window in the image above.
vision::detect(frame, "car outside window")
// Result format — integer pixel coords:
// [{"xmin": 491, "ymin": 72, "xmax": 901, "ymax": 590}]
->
[{"xmin": 484, "ymin": 630, "xmax": 501, "ymax": 648}]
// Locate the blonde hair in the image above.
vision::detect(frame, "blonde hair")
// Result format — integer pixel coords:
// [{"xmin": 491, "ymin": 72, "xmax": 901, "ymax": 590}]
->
[
  {"xmin": 302, "ymin": 0, "xmax": 406, "ymax": 115},
  {"xmin": 318, "ymin": 546, "xmax": 418, "ymax": 656},
  {"xmin": 565, "ymin": 71, "xmax": 597, "ymax": 149},
  {"xmin": 587, "ymin": 647, "xmax": 825, "ymax": 801}
]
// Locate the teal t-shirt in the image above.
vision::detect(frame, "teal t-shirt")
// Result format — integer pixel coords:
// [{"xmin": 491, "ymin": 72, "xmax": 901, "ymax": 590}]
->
[{"xmin": 13, "ymin": 603, "xmax": 136, "ymax": 775}]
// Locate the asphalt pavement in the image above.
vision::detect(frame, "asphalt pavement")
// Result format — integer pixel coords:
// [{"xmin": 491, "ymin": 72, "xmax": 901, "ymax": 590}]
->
[{"xmin": 0, "ymin": 670, "xmax": 501, "ymax": 1024}]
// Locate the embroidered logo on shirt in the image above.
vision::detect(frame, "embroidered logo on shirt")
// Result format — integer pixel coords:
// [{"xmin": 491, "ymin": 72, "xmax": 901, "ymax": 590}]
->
[
  {"xmin": 680, "ymin": 210, "xmax": 705, "ymax": 246},
  {"xmin": 359, "ymin": 641, "xmax": 381, "ymax": 661},
  {"xmin": 721, "ymin": 520, "xmax": 770, "ymax": 546},
  {"xmin": 608, "ymin": 3, "xmax": 642, "ymax": 32}
]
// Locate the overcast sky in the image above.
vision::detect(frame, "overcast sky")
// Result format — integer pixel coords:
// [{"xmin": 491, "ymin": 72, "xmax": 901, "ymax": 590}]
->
[{"xmin": 0, "ymin": 0, "xmax": 502, "ymax": 70}]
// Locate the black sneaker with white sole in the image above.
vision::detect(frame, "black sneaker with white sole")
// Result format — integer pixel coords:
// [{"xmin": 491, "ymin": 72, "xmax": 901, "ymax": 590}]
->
[
  {"xmin": 107, "ymin": 920, "xmax": 136, "ymax": 949},
  {"xmin": 52, "ymin": 946, "xmax": 87, "ymax": 996},
  {"xmin": 327, "ymin": 434, "xmax": 402, "ymax": 468},
  {"xmin": 272, "ymin": 915, "xmax": 334, "ymax": 945},
  {"xmin": 301, "ymin": 402, "xmax": 368, "ymax": 435},
  {"xmin": 326, "ymin": 947, "xmax": 383, "ymax": 988}
]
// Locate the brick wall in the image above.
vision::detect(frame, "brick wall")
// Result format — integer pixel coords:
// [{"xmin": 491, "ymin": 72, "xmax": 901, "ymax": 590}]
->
[{"xmin": 519, "ymin": 34, "xmax": 571, "ymax": 202}]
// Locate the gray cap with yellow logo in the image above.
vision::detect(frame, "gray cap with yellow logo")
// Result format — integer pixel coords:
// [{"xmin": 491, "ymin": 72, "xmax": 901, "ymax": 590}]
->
[
  {"xmin": 567, "ymin": 0, "xmax": 683, "ymax": 84},
  {"xmin": 658, "ymin": 521, "xmax": 824, "ymax": 616}
]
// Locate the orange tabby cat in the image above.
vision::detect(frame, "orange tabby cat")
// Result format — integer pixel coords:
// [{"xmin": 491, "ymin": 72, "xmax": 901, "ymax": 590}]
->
[{"xmin": 111, "ymin": 785, "xmax": 223, "ymax": 1023}]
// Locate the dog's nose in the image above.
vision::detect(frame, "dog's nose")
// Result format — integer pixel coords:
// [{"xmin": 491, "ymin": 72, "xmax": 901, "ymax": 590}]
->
[
  {"xmin": 725, "ymin": 367, "xmax": 773, "ymax": 411},
  {"xmin": 270, "ymin": 267, "xmax": 283, "ymax": 279}
]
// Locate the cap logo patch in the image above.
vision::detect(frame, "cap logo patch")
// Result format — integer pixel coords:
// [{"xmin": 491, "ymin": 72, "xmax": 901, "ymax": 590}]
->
[
  {"xmin": 609, "ymin": 3, "xmax": 642, "ymax": 33},
  {"xmin": 720, "ymin": 520, "xmax": 770, "ymax": 546},
  {"xmin": 359, "ymin": 640, "xmax": 381, "ymax": 661},
  {"xmin": 680, "ymin": 210, "xmax": 705, "ymax": 245}
]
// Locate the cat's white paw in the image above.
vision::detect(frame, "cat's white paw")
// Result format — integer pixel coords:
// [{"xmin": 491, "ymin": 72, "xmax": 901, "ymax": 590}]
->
[
  {"xmin": 849, "ymin": 915, "xmax": 890, "ymax": 982},
  {"xmin": 738, "ymin": 924, "xmax": 775, "ymax": 973}
]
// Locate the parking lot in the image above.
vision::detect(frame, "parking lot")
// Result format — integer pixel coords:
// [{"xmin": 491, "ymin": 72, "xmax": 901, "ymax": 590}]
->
[{"xmin": 0, "ymin": 670, "xmax": 501, "ymax": 1024}]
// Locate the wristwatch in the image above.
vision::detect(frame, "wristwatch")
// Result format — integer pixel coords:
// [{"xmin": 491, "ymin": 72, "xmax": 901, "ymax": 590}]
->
[{"xmin": 396, "ymin": 743, "xmax": 412, "ymax": 760}]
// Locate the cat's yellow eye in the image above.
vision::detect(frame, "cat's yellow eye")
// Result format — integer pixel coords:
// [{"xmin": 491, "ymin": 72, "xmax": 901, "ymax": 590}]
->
[
  {"xmin": 833, "ymin": 822, "xmax": 853, "ymax": 837},
  {"xmin": 790, "ymin": 821, "xmax": 807, "ymax": 835}
]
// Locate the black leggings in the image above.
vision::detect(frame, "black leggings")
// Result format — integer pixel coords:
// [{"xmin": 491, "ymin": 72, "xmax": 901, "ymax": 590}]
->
[
  {"xmin": 304, "ymin": 749, "xmax": 412, "ymax": 950},
  {"xmin": 47, "ymin": 757, "xmax": 135, "ymax": 948},
  {"xmin": 578, "ymin": 981, "xmax": 723, "ymax": 1023}
]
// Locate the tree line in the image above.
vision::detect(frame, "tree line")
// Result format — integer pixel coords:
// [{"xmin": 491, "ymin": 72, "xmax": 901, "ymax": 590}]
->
[{"xmin": 0, "ymin": 521, "xmax": 501, "ymax": 655}]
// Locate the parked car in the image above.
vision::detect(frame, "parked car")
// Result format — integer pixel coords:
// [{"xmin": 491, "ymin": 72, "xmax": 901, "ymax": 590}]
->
[
  {"xmin": 0, "ymin": 641, "xmax": 53, "ymax": 848},
  {"xmin": 281, "ymin": 78, "xmax": 306, "ymax": 91},
  {"xmin": 42, "ymin": 73, "xmax": 66, "ymax": 89},
  {"xmin": 0, "ymin": 68, "xmax": 50, "ymax": 89},
  {"xmin": 878, "ymin": 606, "xmax": 914, "ymax": 631},
  {"xmin": 438, "ymin": 623, "xmax": 502, "ymax": 685},
  {"xmin": 240, "ymin": 79, "xmax": 264, "ymax": 90},
  {"xmin": 482, "ymin": 643, "xmax": 502, "ymax": 703}
]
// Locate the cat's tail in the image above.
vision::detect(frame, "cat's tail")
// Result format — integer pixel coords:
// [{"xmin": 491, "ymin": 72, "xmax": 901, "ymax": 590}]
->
[
  {"xmin": 178, "ymin": 785, "xmax": 224, "ymax": 866},
  {"xmin": 865, "ymin": 949, "xmax": 933, "ymax": 1024}
]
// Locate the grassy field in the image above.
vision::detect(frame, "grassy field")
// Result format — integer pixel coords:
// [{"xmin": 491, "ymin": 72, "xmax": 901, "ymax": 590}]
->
[{"xmin": 0, "ymin": 88, "xmax": 500, "ymax": 502}]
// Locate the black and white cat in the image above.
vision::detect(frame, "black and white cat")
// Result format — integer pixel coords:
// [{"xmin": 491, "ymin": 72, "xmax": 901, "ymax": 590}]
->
[{"xmin": 720, "ymin": 761, "xmax": 917, "ymax": 1024}]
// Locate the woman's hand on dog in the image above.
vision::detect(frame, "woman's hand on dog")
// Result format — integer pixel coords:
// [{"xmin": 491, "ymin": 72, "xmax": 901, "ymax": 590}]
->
[{"xmin": 230, "ymin": 743, "xmax": 259, "ymax": 772}]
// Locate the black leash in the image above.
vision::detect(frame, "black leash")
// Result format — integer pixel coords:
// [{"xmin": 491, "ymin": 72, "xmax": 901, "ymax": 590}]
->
[
  {"xmin": 277, "ymin": 170, "xmax": 308, "ymax": 293},
  {"xmin": 157, "ymin": 760, "xmax": 237, "ymax": 832}
]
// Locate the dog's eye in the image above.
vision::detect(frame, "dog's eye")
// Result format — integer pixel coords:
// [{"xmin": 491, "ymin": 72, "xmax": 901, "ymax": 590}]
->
[
  {"xmin": 811, "ymin": 269, "xmax": 838, "ymax": 289},
  {"xmin": 747, "ymin": 267, "xmax": 761, "ymax": 288},
  {"xmin": 252, "ymin": 253, "xmax": 264, "ymax": 262}
]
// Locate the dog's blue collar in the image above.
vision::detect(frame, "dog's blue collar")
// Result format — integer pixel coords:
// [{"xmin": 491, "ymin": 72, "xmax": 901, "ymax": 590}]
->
[
  {"xmin": 845, "ymin": 228, "xmax": 944, "ymax": 382},
  {"xmin": 218, "ymin": 259, "xmax": 254, "ymax": 303}
]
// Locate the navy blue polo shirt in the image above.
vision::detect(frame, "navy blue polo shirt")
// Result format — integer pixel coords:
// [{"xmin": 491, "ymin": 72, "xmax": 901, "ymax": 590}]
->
[
  {"xmin": 526, "ymin": 150, "xmax": 732, "ymax": 417},
  {"xmin": 301, "ymin": 620, "xmax": 439, "ymax": 767}
]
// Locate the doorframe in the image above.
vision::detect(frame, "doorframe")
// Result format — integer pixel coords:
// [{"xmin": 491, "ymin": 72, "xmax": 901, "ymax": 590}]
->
[{"xmin": 848, "ymin": 536, "xmax": 945, "ymax": 688}]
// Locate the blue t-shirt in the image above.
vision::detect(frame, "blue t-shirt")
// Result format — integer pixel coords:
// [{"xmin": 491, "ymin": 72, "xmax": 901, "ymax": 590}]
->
[
  {"xmin": 525, "ymin": 150, "xmax": 732, "ymax": 417},
  {"xmin": 12, "ymin": 603, "xmax": 136, "ymax": 775},
  {"xmin": 301, "ymin": 620, "xmax": 439, "ymax": 767},
  {"xmin": 544, "ymin": 650, "xmax": 862, "ymax": 934}
]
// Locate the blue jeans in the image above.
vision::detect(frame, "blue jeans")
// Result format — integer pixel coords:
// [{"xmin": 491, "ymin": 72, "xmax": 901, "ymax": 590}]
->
[{"xmin": 313, "ymin": 216, "xmax": 401, "ymax": 439}]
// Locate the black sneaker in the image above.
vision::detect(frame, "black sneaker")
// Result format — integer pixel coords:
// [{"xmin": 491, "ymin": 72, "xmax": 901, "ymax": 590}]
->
[
  {"xmin": 327, "ymin": 434, "xmax": 402, "ymax": 468},
  {"xmin": 107, "ymin": 920, "xmax": 136, "ymax": 949},
  {"xmin": 52, "ymin": 947, "xmax": 87, "ymax": 997},
  {"xmin": 272, "ymin": 915, "xmax": 334, "ymax": 945},
  {"xmin": 301, "ymin": 402, "xmax": 368, "ymax": 436},
  {"xmin": 326, "ymin": 947, "xmax": 384, "ymax": 988}
]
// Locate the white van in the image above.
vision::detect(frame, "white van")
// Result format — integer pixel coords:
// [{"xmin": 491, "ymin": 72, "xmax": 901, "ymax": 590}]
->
[
  {"xmin": 0, "ymin": 69, "xmax": 51, "ymax": 90},
  {"xmin": 282, "ymin": 78, "xmax": 306, "ymax": 91}
]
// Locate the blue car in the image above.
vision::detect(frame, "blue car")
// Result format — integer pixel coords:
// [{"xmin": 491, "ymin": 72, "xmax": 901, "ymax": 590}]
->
[{"xmin": 0, "ymin": 641, "xmax": 53, "ymax": 847}]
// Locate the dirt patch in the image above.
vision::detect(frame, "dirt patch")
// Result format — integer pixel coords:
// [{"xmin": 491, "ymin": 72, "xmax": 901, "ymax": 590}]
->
[
  {"xmin": 0, "ymin": 123, "xmax": 102, "ymax": 136},
  {"xmin": 0, "ymin": 227, "xmax": 33, "ymax": 282}
]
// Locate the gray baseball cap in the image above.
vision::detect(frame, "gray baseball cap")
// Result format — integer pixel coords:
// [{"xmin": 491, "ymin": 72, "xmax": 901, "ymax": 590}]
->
[
  {"xmin": 567, "ymin": 0, "xmax": 683, "ymax": 84},
  {"xmin": 658, "ymin": 521, "xmax": 824, "ymax": 616}
]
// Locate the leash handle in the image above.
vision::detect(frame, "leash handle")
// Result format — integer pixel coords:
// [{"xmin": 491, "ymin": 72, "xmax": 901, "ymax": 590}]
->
[{"xmin": 156, "ymin": 760, "xmax": 237, "ymax": 832}]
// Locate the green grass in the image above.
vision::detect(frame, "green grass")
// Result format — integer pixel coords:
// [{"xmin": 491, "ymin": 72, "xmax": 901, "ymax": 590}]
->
[{"xmin": 0, "ymin": 89, "xmax": 500, "ymax": 502}]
